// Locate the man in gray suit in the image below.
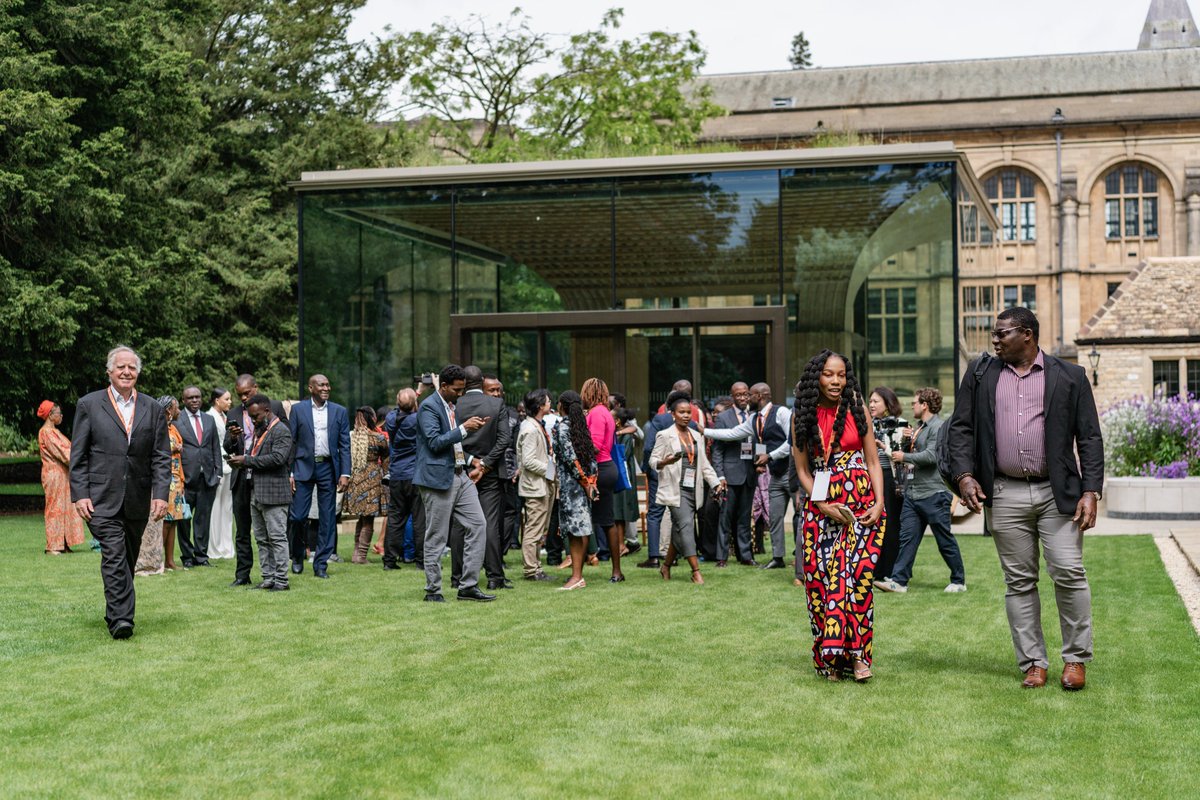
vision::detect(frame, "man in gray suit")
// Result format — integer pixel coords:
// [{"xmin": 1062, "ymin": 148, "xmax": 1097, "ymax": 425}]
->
[
  {"xmin": 711, "ymin": 382, "xmax": 758, "ymax": 566},
  {"xmin": 227, "ymin": 394, "xmax": 293, "ymax": 591},
  {"xmin": 69, "ymin": 345, "xmax": 171, "ymax": 639},
  {"xmin": 413, "ymin": 364, "xmax": 495, "ymax": 603},
  {"xmin": 449, "ymin": 366, "xmax": 512, "ymax": 590},
  {"xmin": 176, "ymin": 385, "xmax": 221, "ymax": 567}
]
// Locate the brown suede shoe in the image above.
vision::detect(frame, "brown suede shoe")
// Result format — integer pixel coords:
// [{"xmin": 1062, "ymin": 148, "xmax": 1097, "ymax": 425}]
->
[
  {"xmin": 1021, "ymin": 666, "xmax": 1048, "ymax": 688},
  {"xmin": 1061, "ymin": 662, "xmax": 1086, "ymax": 691}
]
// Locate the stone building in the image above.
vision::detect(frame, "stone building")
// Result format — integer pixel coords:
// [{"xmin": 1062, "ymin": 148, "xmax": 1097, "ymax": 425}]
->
[
  {"xmin": 1075, "ymin": 257, "xmax": 1200, "ymax": 409},
  {"xmin": 696, "ymin": 0, "xmax": 1200, "ymax": 383}
]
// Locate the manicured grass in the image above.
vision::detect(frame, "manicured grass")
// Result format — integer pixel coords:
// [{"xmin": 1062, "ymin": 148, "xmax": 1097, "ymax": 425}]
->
[
  {"xmin": 1, "ymin": 515, "xmax": 1196, "ymax": 798},
  {"xmin": 0, "ymin": 483, "xmax": 43, "ymax": 495}
]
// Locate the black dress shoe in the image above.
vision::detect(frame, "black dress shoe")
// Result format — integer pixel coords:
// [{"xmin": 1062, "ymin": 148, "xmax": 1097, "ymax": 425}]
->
[
  {"xmin": 525, "ymin": 573, "xmax": 552, "ymax": 581},
  {"xmin": 291, "ymin": 561, "xmax": 303, "ymax": 574},
  {"xmin": 111, "ymin": 622, "xmax": 134, "ymax": 640},
  {"xmin": 229, "ymin": 578, "xmax": 251, "ymax": 587},
  {"xmin": 382, "ymin": 563, "xmax": 401, "ymax": 571},
  {"xmin": 636, "ymin": 558, "xmax": 661, "ymax": 568},
  {"xmin": 715, "ymin": 560, "xmax": 728, "ymax": 568},
  {"xmin": 609, "ymin": 574, "xmax": 626, "ymax": 583},
  {"xmin": 196, "ymin": 560, "xmax": 213, "ymax": 567},
  {"xmin": 268, "ymin": 583, "xmax": 289, "ymax": 592},
  {"xmin": 738, "ymin": 559, "xmax": 758, "ymax": 566},
  {"xmin": 250, "ymin": 580, "xmax": 274, "ymax": 590},
  {"xmin": 424, "ymin": 592, "xmax": 445, "ymax": 602},
  {"xmin": 487, "ymin": 578, "xmax": 514, "ymax": 590},
  {"xmin": 450, "ymin": 579, "xmax": 460, "ymax": 589},
  {"xmin": 624, "ymin": 541, "xmax": 642, "ymax": 555},
  {"xmin": 759, "ymin": 557, "xmax": 786, "ymax": 570},
  {"xmin": 313, "ymin": 568, "xmax": 329, "ymax": 579},
  {"xmin": 456, "ymin": 586, "xmax": 496, "ymax": 602},
  {"xmin": 182, "ymin": 560, "xmax": 197, "ymax": 569}
]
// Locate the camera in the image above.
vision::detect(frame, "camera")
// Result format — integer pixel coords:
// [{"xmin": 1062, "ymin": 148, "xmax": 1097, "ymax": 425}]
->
[{"xmin": 414, "ymin": 373, "xmax": 434, "ymax": 385}]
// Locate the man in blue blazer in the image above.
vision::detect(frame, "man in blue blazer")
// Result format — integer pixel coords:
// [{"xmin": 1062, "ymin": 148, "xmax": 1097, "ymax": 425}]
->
[
  {"xmin": 413, "ymin": 364, "xmax": 495, "ymax": 603},
  {"xmin": 289, "ymin": 374, "xmax": 350, "ymax": 578}
]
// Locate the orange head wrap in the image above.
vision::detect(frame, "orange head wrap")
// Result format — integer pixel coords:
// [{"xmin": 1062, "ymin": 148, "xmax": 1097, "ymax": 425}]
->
[{"xmin": 36, "ymin": 400, "xmax": 56, "ymax": 420}]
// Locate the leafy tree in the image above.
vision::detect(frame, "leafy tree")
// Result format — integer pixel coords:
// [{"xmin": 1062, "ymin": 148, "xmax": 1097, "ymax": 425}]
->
[{"xmin": 789, "ymin": 31, "xmax": 812, "ymax": 69}]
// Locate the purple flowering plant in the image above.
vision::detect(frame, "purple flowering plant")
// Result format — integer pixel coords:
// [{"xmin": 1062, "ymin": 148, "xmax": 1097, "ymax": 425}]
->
[{"xmin": 1101, "ymin": 395, "xmax": 1200, "ymax": 478}]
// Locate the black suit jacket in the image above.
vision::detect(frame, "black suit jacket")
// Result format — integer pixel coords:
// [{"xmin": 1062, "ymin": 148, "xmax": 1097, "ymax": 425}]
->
[
  {"xmin": 177, "ymin": 408, "xmax": 222, "ymax": 488},
  {"xmin": 711, "ymin": 406, "xmax": 752, "ymax": 486},
  {"xmin": 456, "ymin": 391, "xmax": 511, "ymax": 479},
  {"xmin": 69, "ymin": 387, "xmax": 171, "ymax": 519},
  {"xmin": 945, "ymin": 352, "xmax": 1104, "ymax": 515},
  {"xmin": 224, "ymin": 400, "xmax": 289, "ymax": 490}
]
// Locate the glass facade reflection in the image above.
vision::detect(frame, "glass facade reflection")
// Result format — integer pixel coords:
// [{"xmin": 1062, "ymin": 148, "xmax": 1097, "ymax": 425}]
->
[{"xmin": 298, "ymin": 149, "xmax": 990, "ymax": 414}]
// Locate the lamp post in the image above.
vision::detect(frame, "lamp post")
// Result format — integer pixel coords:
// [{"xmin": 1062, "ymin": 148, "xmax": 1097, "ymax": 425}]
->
[
  {"xmin": 1052, "ymin": 108, "xmax": 1066, "ymax": 352},
  {"xmin": 1088, "ymin": 344, "xmax": 1100, "ymax": 387}
]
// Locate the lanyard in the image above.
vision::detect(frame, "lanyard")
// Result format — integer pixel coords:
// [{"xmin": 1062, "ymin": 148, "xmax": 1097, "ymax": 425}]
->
[
  {"xmin": 107, "ymin": 387, "xmax": 137, "ymax": 441},
  {"xmin": 679, "ymin": 428, "xmax": 696, "ymax": 465},
  {"xmin": 907, "ymin": 422, "xmax": 926, "ymax": 453},
  {"xmin": 250, "ymin": 418, "xmax": 279, "ymax": 456},
  {"xmin": 819, "ymin": 417, "xmax": 835, "ymax": 464}
]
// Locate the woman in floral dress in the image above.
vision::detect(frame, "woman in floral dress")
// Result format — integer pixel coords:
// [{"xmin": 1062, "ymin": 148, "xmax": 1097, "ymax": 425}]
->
[
  {"xmin": 792, "ymin": 350, "xmax": 886, "ymax": 682},
  {"xmin": 552, "ymin": 390, "xmax": 597, "ymax": 591},
  {"xmin": 37, "ymin": 400, "xmax": 85, "ymax": 554},
  {"xmin": 341, "ymin": 406, "xmax": 389, "ymax": 564},
  {"xmin": 136, "ymin": 396, "xmax": 190, "ymax": 574}
]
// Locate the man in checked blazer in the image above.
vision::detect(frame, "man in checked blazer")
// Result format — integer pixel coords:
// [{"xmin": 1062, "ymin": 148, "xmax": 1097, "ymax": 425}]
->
[{"xmin": 228, "ymin": 393, "xmax": 294, "ymax": 591}]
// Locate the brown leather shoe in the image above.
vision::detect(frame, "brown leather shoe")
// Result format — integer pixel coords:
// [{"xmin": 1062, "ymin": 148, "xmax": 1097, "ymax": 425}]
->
[
  {"xmin": 1061, "ymin": 662, "xmax": 1086, "ymax": 691},
  {"xmin": 1021, "ymin": 666, "xmax": 1047, "ymax": 688}
]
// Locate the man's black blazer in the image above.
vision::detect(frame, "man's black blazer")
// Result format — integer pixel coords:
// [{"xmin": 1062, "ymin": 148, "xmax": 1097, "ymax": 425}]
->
[
  {"xmin": 945, "ymin": 352, "xmax": 1104, "ymax": 515},
  {"xmin": 456, "ymin": 391, "xmax": 511, "ymax": 479},
  {"xmin": 177, "ymin": 408, "xmax": 222, "ymax": 488}
]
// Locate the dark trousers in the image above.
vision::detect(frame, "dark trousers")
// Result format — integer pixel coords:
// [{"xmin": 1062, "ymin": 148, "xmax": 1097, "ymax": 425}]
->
[
  {"xmin": 718, "ymin": 478, "xmax": 755, "ymax": 562},
  {"xmin": 178, "ymin": 478, "xmax": 217, "ymax": 565},
  {"xmin": 88, "ymin": 514, "xmax": 145, "ymax": 634},
  {"xmin": 875, "ymin": 469, "xmax": 904, "ymax": 579},
  {"xmin": 646, "ymin": 470, "xmax": 665, "ymax": 557},
  {"xmin": 231, "ymin": 476, "xmax": 254, "ymax": 582},
  {"xmin": 291, "ymin": 460, "xmax": 337, "ymax": 571},
  {"xmin": 288, "ymin": 518, "xmax": 318, "ymax": 563},
  {"xmin": 698, "ymin": 485, "xmax": 720, "ymax": 561},
  {"xmin": 891, "ymin": 492, "xmax": 964, "ymax": 586},
  {"xmin": 544, "ymin": 497, "xmax": 563, "ymax": 565},
  {"xmin": 451, "ymin": 472, "xmax": 505, "ymax": 583},
  {"xmin": 384, "ymin": 480, "xmax": 425, "ymax": 567},
  {"xmin": 502, "ymin": 478, "xmax": 521, "ymax": 552}
]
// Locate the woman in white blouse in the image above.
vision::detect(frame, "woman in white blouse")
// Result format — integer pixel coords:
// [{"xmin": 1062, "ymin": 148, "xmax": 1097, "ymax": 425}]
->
[{"xmin": 206, "ymin": 387, "xmax": 235, "ymax": 558}]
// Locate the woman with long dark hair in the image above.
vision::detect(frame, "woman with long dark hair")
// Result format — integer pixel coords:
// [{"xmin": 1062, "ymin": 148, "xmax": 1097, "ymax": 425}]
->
[
  {"xmin": 581, "ymin": 377, "xmax": 624, "ymax": 583},
  {"xmin": 341, "ymin": 405, "xmax": 389, "ymax": 564},
  {"xmin": 552, "ymin": 390, "xmax": 598, "ymax": 590},
  {"xmin": 868, "ymin": 386, "xmax": 907, "ymax": 583},
  {"xmin": 792, "ymin": 350, "xmax": 886, "ymax": 682}
]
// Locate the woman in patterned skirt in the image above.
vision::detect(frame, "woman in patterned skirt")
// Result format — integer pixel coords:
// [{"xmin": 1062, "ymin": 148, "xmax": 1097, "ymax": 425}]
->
[
  {"xmin": 341, "ymin": 406, "xmax": 389, "ymax": 564},
  {"xmin": 552, "ymin": 390, "xmax": 598, "ymax": 591},
  {"xmin": 792, "ymin": 350, "xmax": 886, "ymax": 682},
  {"xmin": 137, "ymin": 396, "xmax": 190, "ymax": 574},
  {"xmin": 37, "ymin": 400, "xmax": 85, "ymax": 554}
]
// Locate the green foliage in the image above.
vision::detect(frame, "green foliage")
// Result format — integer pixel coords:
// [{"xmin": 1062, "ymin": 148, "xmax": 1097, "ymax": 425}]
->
[
  {"xmin": 1102, "ymin": 396, "xmax": 1200, "ymax": 477},
  {"xmin": 0, "ymin": 417, "xmax": 34, "ymax": 454},
  {"xmin": 789, "ymin": 31, "xmax": 812, "ymax": 69}
]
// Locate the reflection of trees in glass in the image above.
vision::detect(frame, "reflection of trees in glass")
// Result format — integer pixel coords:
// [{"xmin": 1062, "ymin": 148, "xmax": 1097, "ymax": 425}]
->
[{"xmin": 499, "ymin": 262, "xmax": 563, "ymax": 312}]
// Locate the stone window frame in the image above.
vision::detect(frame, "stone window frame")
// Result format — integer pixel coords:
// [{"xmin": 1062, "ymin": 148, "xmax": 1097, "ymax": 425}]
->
[
  {"xmin": 1104, "ymin": 164, "xmax": 1160, "ymax": 242},
  {"xmin": 980, "ymin": 168, "xmax": 1038, "ymax": 244},
  {"xmin": 960, "ymin": 280, "xmax": 1037, "ymax": 354}
]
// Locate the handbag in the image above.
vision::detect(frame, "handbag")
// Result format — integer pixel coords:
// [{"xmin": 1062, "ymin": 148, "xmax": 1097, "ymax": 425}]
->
[{"xmin": 612, "ymin": 438, "xmax": 632, "ymax": 493}]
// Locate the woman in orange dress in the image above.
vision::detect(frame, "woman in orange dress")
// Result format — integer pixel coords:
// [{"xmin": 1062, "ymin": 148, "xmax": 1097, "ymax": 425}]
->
[{"xmin": 37, "ymin": 400, "xmax": 85, "ymax": 554}]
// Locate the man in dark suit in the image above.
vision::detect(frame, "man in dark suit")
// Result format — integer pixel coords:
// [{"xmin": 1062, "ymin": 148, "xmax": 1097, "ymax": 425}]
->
[
  {"xmin": 227, "ymin": 394, "xmax": 293, "ymax": 591},
  {"xmin": 224, "ymin": 373, "xmax": 289, "ymax": 586},
  {"xmin": 947, "ymin": 307, "xmax": 1103, "ymax": 691},
  {"xmin": 449, "ymin": 366, "xmax": 512, "ymax": 590},
  {"xmin": 383, "ymin": 388, "xmax": 424, "ymax": 571},
  {"xmin": 69, "ymin": 345, "xmax": 171, "ymax": 639},
  {"xmin": 288, "ymin": 373, "xmax": 350, "ymax": 579},
  {"xmin": 413, "ymin": 364, "xmax": 495, "ymax": 603},
  {"xmin": 176, "ymin": 385, "xmax": 221, "ymax": 568},
  {"xmin": 711, "ymin": 382, "xmax": 757, "ymax": 566}
]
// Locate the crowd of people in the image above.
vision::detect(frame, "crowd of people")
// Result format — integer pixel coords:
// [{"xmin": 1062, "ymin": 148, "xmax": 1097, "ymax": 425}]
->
[{"xmin": 43, "ymin": 306, "xmax": 1105, "ymax": 691}]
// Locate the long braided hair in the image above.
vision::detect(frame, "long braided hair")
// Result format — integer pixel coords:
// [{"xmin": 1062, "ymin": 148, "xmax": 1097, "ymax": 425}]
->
[
  {"xmin": 558, "ymin": 390, "xmax": 596, "ymax": 467},
  {"xmin": 792, "ymin": 349, "xmax": 869, "ymax": 465}
]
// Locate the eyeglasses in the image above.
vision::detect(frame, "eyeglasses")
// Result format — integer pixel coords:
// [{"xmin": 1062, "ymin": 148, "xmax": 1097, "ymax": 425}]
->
[{"xmin": 990, "ymin": 326, "xmax": 1027, "ymax": 339}]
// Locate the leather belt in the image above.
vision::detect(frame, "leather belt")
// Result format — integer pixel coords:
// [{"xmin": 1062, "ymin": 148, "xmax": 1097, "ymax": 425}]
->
[
  {"xmin": 1003, "ymin": 473, "xmax": 1048, "ymax": 483},
  {"xmin": 314, "ymin": 456, "xmax": 330, "ymax": 462},
  {"xmin": 454, "ymin": 466, "xmax": 464, "ymax": 475}
]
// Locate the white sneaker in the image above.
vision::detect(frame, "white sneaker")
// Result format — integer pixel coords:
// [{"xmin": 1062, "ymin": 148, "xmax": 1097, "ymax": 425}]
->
[
  {"xmin": 875, "ymin": 578, "xmax": 907, "ymax": 593},
  {"xmin": 945, "ymin": 582, "xmax": 967, "ymax": 593}
]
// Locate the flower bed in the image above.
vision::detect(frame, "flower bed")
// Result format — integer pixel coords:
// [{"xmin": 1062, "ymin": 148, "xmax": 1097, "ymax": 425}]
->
[{"xmin": 1102, "ymin": 396, "xmax": 1200, "ymax": 519}]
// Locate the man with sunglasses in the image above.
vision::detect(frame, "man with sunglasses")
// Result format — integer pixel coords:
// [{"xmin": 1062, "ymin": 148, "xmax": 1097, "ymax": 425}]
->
[{"xmin": 945, "ymin": 307, "xmax": 1104, "ymax": 691}]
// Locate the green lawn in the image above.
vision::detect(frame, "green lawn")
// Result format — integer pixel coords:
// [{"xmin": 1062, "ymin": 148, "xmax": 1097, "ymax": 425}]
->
[
  {"xmin": 0, "ymin": 483, "xmax": 43, "ymax": 495},
  {"xmin": 1, "ymin": 515, "xmax": 1196, "ymax": 798}
]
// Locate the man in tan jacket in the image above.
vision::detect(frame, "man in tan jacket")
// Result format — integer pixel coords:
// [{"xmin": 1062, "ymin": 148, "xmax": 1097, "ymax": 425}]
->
[{"xmin": 516, "ymin": 389, "xmax": 556, "ymax": 581}]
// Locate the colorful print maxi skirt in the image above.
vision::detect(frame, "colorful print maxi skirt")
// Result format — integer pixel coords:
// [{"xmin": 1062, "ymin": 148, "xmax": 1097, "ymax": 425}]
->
[{"xmin": 800, "ymin": 449, "xmax": 885, "ymax": 677}]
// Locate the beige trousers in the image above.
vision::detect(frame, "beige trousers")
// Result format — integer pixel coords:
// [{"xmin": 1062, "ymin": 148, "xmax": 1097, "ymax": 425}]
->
[{"xmin": 520, "ymin": 483, "xmax": 553, "ymax": 578}]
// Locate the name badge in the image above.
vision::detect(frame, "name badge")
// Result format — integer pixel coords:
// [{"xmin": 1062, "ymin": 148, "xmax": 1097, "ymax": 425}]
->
[
  {"xmin": 682, "ymin": 467, "xmax": 697, "ymax": 489},
  {"xmin": 740, "ymin": 441, "xmax": 753, "ymax": 460},
  {"xmin": 754, "ymin": 443, "xmax": 767, "ymax": 457},
  {"xmin": 810, "ymin": 470, "xmax": 832, "ymax": 502},
  {"xmin": 453, "ymin": 443, "xmax": 466, "ymax": 467}
]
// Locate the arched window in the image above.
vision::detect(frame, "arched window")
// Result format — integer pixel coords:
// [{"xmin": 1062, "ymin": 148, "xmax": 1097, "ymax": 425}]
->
[
  {"xmin": 1104, "ymin": 164, "xmax": 1158, "ymax": 240},
  {"xmin": 983, "ymin": 169, "xmax": 1037, "ymax": 243}
]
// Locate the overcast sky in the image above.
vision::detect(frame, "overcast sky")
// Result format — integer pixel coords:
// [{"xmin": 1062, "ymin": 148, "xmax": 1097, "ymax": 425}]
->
[{"xmin": 349, "ymin": 0, "xmax": 1165, "ymax": 74}]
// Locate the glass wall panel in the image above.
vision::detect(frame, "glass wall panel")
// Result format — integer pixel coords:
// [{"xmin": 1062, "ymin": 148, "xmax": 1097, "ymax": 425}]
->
[
  {"xmin": 455, "ymin": 179, "xmax": 614, "ymax": 312},
  {"xmin": 300, "ymin": 187, "xmax": 453, "ymax": 408},
  {"xmin": 782, "ymin": 162, "xmax": 956, "ymax": 402}
]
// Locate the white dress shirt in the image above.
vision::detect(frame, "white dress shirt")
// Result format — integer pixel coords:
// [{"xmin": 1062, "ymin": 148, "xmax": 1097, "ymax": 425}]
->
[
  {"xmin": 313, "ymin": 401, "xmax": 329, "ymax": 458},
  {"xmin": 703, "ymin": 402, "xmax": 792, "ymax": 461}
]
